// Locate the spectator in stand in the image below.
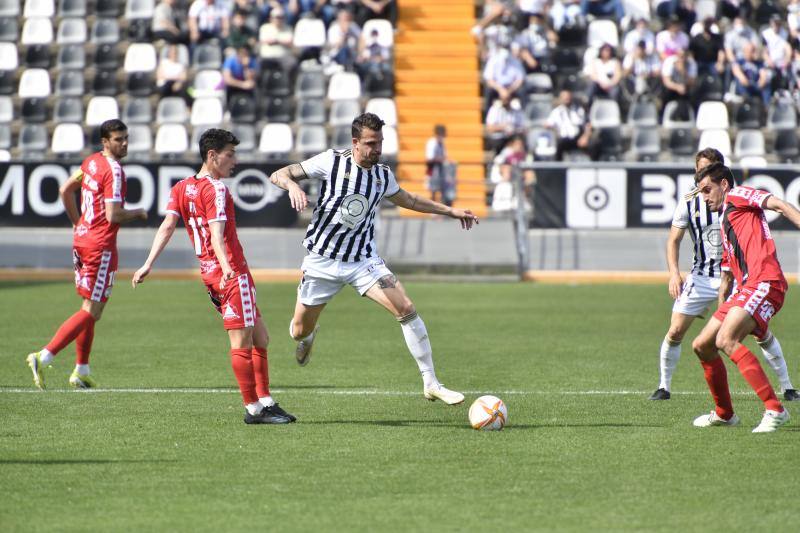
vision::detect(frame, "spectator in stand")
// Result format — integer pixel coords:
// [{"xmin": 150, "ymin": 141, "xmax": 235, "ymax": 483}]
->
[
  {"xmin": 545, "ymin": 89, "xmax": 592, "ymax": 160},
  {"xmin": 788, "ymin": 0, "xmax": 800, "ymax": 43},
  {"xmin": 720, "ymin": 0, "xmax": 752, "ymax": 21},
  {"xmin": 762, "ymin": 14, "xmax": 792, "ymax": 90},
  {"xmin": 689, "ymin": 17, "xmax": 725, "ymax": 78},
  {"xmin": 477, "ymin": 5, "xmax": 518, "ymax": 61},
  {"xmin": 580, "ymin": 0, "xmax": 624, "ymax": 20},
  {"xmin": 356, "ymin": 28, "xmax": 392, "ymax": 78},
  {"xmin": 355, "ymin": 0, "xmax": 397, "ymax": 27},
  {"xmin": 188, "ymin": 0, "xmax": 230, "ymax": 46},
  {"xmin": 656, "ymin": 16, "xmax": 689, "ymax": 60},
  {"xmin": 587, "ymin": 43, "xmax": 622, "ymax": 102},
  {"xmin": 152, "ymin": 0, "xmax": 186, "ymax": 44},
  {"xmin": 724, "ymin": 16, "xmax": 759, "ymax": 64},
  {"xmin": 653, "ymin": 0, "xmax": 696, "ymax": 32},
  {"xmin": 513, "ymin": 12, "xmax": 557, "ymax": 73},
  {"xmin": 731, "ymin": 41, "xmax": 772, "ymax": 104},
  {"xmin": 425, "ymin": 124, "xmax": 453, "ymax": 205},
  {"xmin": 485, "ymin": 95, "xmax": 526, "ymax": 152},
  {"xmin": 491, "ymin": 135, "xmax": 535, "ymax": 212},
  {"xmin": 317, "ymin": 0, "xmax": 358, "ymax": 27},
  {"xmin": 483, "ymin": 47, "xmax": 526, "ymax": 105},
  {"xmin": 789, "ymin": 43, "xmax": 800, "ymax": 93},
  {"xmin": 661, "ymin": 48, "xmax": 696, "ymax": 116},
  {"xmin": 227, "ymin": 11, "xmax": 258, "ymax": 52},
  {"xmin": 326, "ymin": 8, "xmax": 362, "ymax": 70},
  {"xmin": 550, "ymin": 0, "xmax": 584, "ymax": 32},
  {"xmin": 156, "ymin": 44, "xmax": 193, "ymax": 105},
  {"xmin": 258, "ymin": 7, "xmax": 295, "ymax": 70},
  {"xmin": 519, "ymin": 0, "xmax": 550, "ymax": 18},
  {"xmin": 623, "ymin": 18, "xmax": 655, "ymax": 56},
  {"xmin": 622, "ymin": 39, "xmax": 661, "ymax": 97},
  {"xmin": 223, "ymin": 46, "xmax": 258, "ymax": 101},
  {"xmin": 259, "ymin": 0, "xmax": 316, "ymax": 27}
]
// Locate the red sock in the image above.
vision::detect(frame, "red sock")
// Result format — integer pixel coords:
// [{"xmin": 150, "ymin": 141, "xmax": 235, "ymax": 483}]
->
[
  {"xmin": 252, "ymin": 347, "xmax": 270, "ymax": 398},
  {"xmin": 75, "ymin": 320, "xmax": 95, "ymax": 365},
  {"xmin": 700, "ymin": 356, "xmax": 735, "ymax": 420},
  {"xmin": 230, "ymin": 348, "xmax": 259, "ymax": 405},
  {"xmin": 45, "ymin": 310, "xmax": 95, "ymax": 356},
  {"xmin": 730, "ymin": 345, "xmax": 783, "ymax": 412}
]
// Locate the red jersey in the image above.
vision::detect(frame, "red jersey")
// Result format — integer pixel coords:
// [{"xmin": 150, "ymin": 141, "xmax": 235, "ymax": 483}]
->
[
  {"xmin": 720, "ymin": 186, "xmax": 787, "ymax": 290},
  {"xmin": 73, "ymin": 152, "xmax": 126, "ymax": 250},
  {"xmin": 166, "ymin": 174, "xmax": 248, "ymax": 283}
]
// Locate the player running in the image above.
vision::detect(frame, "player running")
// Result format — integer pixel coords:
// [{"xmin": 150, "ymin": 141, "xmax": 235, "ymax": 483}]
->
[
  {"xmin": 269, "ymin": 112, "xmax": 479, "ymax": 405},
  {"xmin": 132, "ymin": 129, "xmax": 294, "ymax": 425},
  {"xmin": 690, "ymin": 162, "xmax": 800, "ymax": 432},
  {"xmin": 649, "ymin": 148, "xmax": 797, "ymax": 401},
  {"xmin": 25, "ymin": 119, "xmax": 147, "ymax": 389}
]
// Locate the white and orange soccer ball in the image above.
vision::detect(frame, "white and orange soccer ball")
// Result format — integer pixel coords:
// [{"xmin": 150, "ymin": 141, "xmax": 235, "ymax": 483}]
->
[{"xmin": 468, "ymin": 395, "xmax": 507, "ymax": 431}]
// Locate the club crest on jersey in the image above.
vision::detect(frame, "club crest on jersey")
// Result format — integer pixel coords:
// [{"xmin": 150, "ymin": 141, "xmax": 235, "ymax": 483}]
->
[
  {"xmin": 75, "ymin": 224, "xmax": 88, "ymax": 236},
  {"xmin": 223, "ymin": 303, "xmax": 241, "ymax": 321},
  {"xmin": 185, "ymin": 184, "xmax": 199, "ymax": 199}
]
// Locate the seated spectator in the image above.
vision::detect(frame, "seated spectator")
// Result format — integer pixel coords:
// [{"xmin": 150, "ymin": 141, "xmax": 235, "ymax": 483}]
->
[
  {"xmin": 260, "ymin": 0, "xmax": 316, "ymax": 27},
  {"xmin": 622, "ymin": 40, "xmax": 661, "ymax": 97},
  {"xmin": 223, "ymin": 46, "xmax": 258, "ymax": 100},
  {"xmin": 477, "ymin": 6, "xmax": 518, "ymax": 60},
  {"xmin": 152, "ymin": 0, "xmax": 186, "ymax": 44},
  {"xmin": 492, "ymin": 135, "xmax": 535, "ymax": 212},
  {"xmin": 580, "ymin": 0, "xmax": 624, "ymax": 20},
  {"xmin": 355, "ymin": 0, "xmax": 397, "ymax": 27},
  {"xmin": 762, "ymin": 14, "xmax": 792, "ymax": 89},
  {"xmin": 660, "ymin": 48, "xmax": 696, "ymax": 116},
  {"xmin": 258, "ymin": 7, "xmax": 295, "ymax": 70},
  {"xmin": 720, "ymin": 0, "xmax": 752, "ymax": 21},
  {"xmin": 587, "ymin": 43, "xmax": 622, "ymax": 102},
  {"xmin": 156, "ymin": 44, "xmax": 193, "ymax": 105},
  {"xmin": 724, "ymin": 16, "xmax": 759, "ymax": 64},
  {"xmin": 789, "ymin": 0, "xmax": 800, "ymax": 43},
  {"xmin": 653, "ymin": 0, "xmax": 696, "ymax": 32},
  {"xmin": 318, "ymin": 0, "xmax": 359, "ymax": 27},
  {"xmin": 519, "ymin": 0, "xmax": 550, "ymax": 18},
  {"xmin": 326, "ymin": 8, "xmax": 362, "ymax": 70},
  {"xmin": 513, "ymin": 12, "xmax": 557, "ymax": 73},
  {"xmin": 689, "ymin": 18, "xmax": 725, "ymax": 78},
  {"xmin": 227, "ymin": 11, "xmax": 258, "ymax": 53},
  {"xmin": 656, "ymin": 16, "xmax": 689, "ymax": 60},
  {"xmin": 550, "ymin": 0, "xmax": 584, "ymax": 33},
  {"xmin": 623, "ymin": 18, "xmax": 655, "ymax": 56},
  {"xmin": 731, "ymin": 41, "xmax": 772, "ymax": 104},
  {"xmin": 188, "ymin": 0, "xmax": 230, "ymax": 46},
  {"xmin": 788, "ymin": 43, "xmax": 800, "ymax": 94},
  {"xmin": 425, "ymin": 124, "xmax": 454, "ymax": 205},
  {"xmin": 545, "ymin": 89, "xmax": 592, "ymax": 160},
  {"xmin": 356, "ymin": 28, "xmax": 391, "ymax": 78},
  {"xmin": 485, "ymin": 96, "xmax": 526, "ymax": 152},
  {"xmin": 483, "ymin": 48, "xmax": 526, "ymax": 105}
]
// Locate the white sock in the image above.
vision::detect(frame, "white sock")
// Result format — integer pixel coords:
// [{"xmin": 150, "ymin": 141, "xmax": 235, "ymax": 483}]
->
[
  {"xmin": 246, "ymin": 402, "xmax": 262, "ymax": 415},
  {"xmin": 658, "ymin": 338, "xmax": 681, "ymax": 391},
  {"xmin": 399, "ymin": 313, "xmax": 438, "ymax": 389},
  {"xmin": 75, "ymin": 364, "xmax": 90, "ymax": 376},
  {"xmin": 39, "ymin": 349, "xmax": 54, "ymax": 365},
  {"xmin": 259, "ymin": 395, "xmax": 275, "ymax": 407},
  {"xmin": 758, "ymin": 334, "xmax": 794, "ymax": 392}
]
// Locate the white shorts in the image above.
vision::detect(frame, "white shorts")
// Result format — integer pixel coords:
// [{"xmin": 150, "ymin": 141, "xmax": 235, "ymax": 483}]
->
[
  {"xmin": 672, "ymin": 273, "xmax": 721, "ymax": 317},
  {"xmin": 298, "ymin": 253, "xmax": 394, "ymax": 306}
]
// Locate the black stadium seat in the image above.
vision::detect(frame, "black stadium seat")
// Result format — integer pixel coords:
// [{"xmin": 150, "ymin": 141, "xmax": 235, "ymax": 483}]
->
[
  {"xmin": 774, "ymin": 129, "xmax": 800, "ymax": 162},
  {"xmin": 692, "ymin": 74, "xmax": 723, "ymax": 103},
  {"xmin": 734, "ymin": 99, "xmax": 763, "ymax": 129},
  {"xmin": 363, "ymin": 70, "xmax": 393, "ymax": 98},
  {"xmin": 0, "ymin": 17, "xmax": 17, "ymax": 41},
  {"xmin": 92, "ymin": 69, "xmax": 118, "ymax": 95},
  {"xmin": 262, "ymin": 69, "xmax": 291, "ymax": 97},
  {"xmin": 59, "ymin": 0, "xmax": 87, "ymax": 17},
  {"xmin": 262, "ymin": 96, "xmax": 293, "ymax": 123},
  {"xmin": 669, "ymin": 128, "xmax": 695, "ymax": 157},
  {"xmin": 53, "ymin": 97, "xmax": 82, "ymax": 123},
  {"xmin": 126, "ymin": 71, "xmax": 153, "ymax": 96},
  {"xmin": 24, "ymin": 45, "xmax": 51, "ymax": 68},
  {"xmin": 0, "ymin": 70, "xmax": 14, "ymax": 95},
  {"xmin": 93, "ymin": 43, "xmax": 119, "ymax": 69},
  {"xmin": 122, "ymin": 97, "xmax": 151, "ymax": 124},
  {"xmin": 229, "ymin": 94, "xmax": 256, "ymax": 123},
  {"xmin": 57, "ymin": 44, "xmax": 85, "ymax": 69},
  {"xmin": 21, "ymin": 97, "xmax": 47, "ymax": 123},
  {"xmin": 95, "ymin": 0, "xmax": 121, "ymax": 17},
  {"xmin": 596, "ymin": 127, "xmax": 623, "ymax": 161}
]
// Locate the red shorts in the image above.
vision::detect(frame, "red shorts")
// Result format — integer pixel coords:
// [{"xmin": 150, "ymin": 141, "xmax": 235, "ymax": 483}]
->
[
  {"xmin": 204, "ymin": 270, "xmax": 261, "ymax": 330},
  {"xmin": 713, "ymin": 280, "xmax": 785, "ymax": 339},
  {"xmin": 73, "ymin": 246, "xmax": 117, "ymax": 303}
]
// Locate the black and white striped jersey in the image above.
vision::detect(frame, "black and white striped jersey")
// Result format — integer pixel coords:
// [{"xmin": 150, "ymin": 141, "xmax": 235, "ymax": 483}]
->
[
  {"xmin": 300, "ymin": 149, "xmax": 400, "ymax": 262},
  {"xmin": 672, "ymin": 195, "xmax": 723, "ymax": 278}
]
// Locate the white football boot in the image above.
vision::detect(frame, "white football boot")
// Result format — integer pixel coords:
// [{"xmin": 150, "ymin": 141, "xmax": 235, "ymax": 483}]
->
[
  {"xmin": 294, "ymin": 324, "xmax": 319, "ymax": 366},
  {"xmin": 693, "ymin": 411, "xmax": 740, "ymax": 427},
  {"xmin": 423, "ymin": 384, "xmax": 465, "ymax": 405},
  {"xmin": 752, "ymin": 409, "xmax": 790, "ymax": 433}
]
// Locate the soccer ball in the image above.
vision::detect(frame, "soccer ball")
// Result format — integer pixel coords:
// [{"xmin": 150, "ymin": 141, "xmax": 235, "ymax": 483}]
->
[{"xmin": 468, "ymin": 395, "xmax": 507, "ymax": 431}]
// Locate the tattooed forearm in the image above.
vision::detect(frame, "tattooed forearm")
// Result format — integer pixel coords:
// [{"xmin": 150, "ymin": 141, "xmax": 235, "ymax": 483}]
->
[{"xmin": 377, "ymin": 274, "xmax": 397, "ymax": 289}]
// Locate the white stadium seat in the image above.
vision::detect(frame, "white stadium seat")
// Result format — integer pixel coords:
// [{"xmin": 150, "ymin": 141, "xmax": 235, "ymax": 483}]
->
[
  {"xmin": 734, "ymin": 129, "xmax": 765, "ymax": 158},
  {"xmin": 21, "ymin": 18, "xmax": 53, "ymax": 45},
  {"xmin": 381, "ymin": 125, "xmax": 398, "ymax": 157},
  {"xmin": 587, "ymin": 19, "xmax": 618, "ymax": 48},
  {"xmin": 622, "ymin": 0, "xmax": 650, "ymax": 20},
  {"xmin": 695, "ymin": 101, "xmax": 729, "ymax": 130},
  {"xmin": 155, "ymin": 124, "xmax": 188, "ymax": 155},
  {"xmin": 85, "ymin": 95, "xmax": 119, "ymax": 126},
  {"xmin": 127, "ymin": 123, "xmax": 153, "ymax": 153},
  {"xmin": 0, "ymin": 149, "xmax": 9, "ymax": 161},
  {"xmin": 190, "ymin": 97, "xmax": 223, "ymax": 126},
  {"xmin": 327, "ymin": 71, "xmax": 361, "ymax": 101},
  {"xmin": 193, "ymin": 70, "xmax": 224, "ymax": 98},
  {"xmin": 56, "ymin": 17, "xmax": 86, "ymax": 44},
  {"xmin": 18, "ymin": 68, "xmax": 51, "ymax": 98},
  {"xmin": 23, "ymin": 0, "xmax": 54, "ymax": 17},
  {"xmin": 329, "ymin": 99, "xmax": 361, "ymax": 127},
  {"xmin": 156, "ymin": 96, "xmax": 189, "ymax": 124},
  {"xmin": 293, "ymin": 18, "xmax": 326, "ymax": 48},
  {"xmin": 365, "ymin": 98, "xmax": 397, "ymax": 127},
  {"xmin": 0, "ymin": 95, "xmax": 11, "ymax": 122},
  {"xmin": 0, "ymin": 42, "xmax": 18, "ymax": 70},
  {"xmin": 0, "ymin": 0, "xmax": 20, "ymax": 16},
  {"xmin": 296, "ymin": 125, "xmax": 327, "ymax": 156},
  {"xmin": 51, "ymin": 123, "xmax": 84, "ymax": 154},
  {"xmin": 362, "ymin": 18, "xmax": 394, "ymax": 47},
  {"xmin": 698, "ymin": 129, "xmax": 731, "ymax": 158},
  {"xmin": 258, "ymin": 123, "xmax": 293, "ymax": 157},
  {"xmin": 589, "ymin": 99, "xmax": 621, "ymax": 128},
  {"xmin": 124, "ymin": 43, "xmax": 158, "ymax": 73},
  {"xmin": 160, "ymin": 43, "xmax": 189, "ymax": 65}
]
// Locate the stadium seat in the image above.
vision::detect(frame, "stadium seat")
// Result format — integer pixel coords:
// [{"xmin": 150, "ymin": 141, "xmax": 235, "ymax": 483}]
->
[
  {"xmin": 0, "ymin": 42, "xmax": 16, "ymax": 70},
  {"xmin": 296, "ymin": 125, "xmax": 327, "ymax": 157},
  {"xmin": 263, "ymin": 96, "xmax": 293, "ymax": 122},
  {"xmin": 0, "ymin": 126, "xmax": 9, "ymax": 148},
  {"xmin": 55, "ymin": 70, "xmax": 84, "ymax": 96},
  {"xmin": 774, "ymin": 129, "xmax": 800, "ymax": 161},
  {"xmin": 0, "ymin": 0, "xmax": 18, "ymax": 16},
  {"xmin": 93, "ymin": 43, "xmax": 119, "ymax": 69},
  {"xmin": 362, "ymin": 18, "xmax": 394, "ymax": 47},
  {"xmin": 262, "ymin": 68, "xmax": 291, "ymax": 97},
  {"xmin": 596, "ymin": 127, "xmax": 623, "ymax": 161},
  {"xmin": 587, "ymin": 19, "xmax": 618, "ymax": 48},
  {"xmin": 589, "ymin": 99, "xmax": 621, "ymax": 129},
  {"xmin": 18, "ymin": 124, "xmax": 48, "ymax": 153},
  {"xmin": 662, "ymin": 100, "xmax": 694, "ymax": 129},
  {"xmin": 365, "ymin": 98, "xmax": 396, "ymax": 127},
  {"xmin": 524, "ymin": 100, "xmax": 552, "ymax": 128},
  {"xmin": 295, "ymin": 70, "xmax": 326, "ymax": 99},
  {"xmin": 293, "ymin": 18, "xmax": 326, "ymax": 48},
  {"xmin": 53, "ymin": 97, "xmax": 82, "ymax": 123},
  {"xmin": 190, "ymin": 125, "xmax": 214, "ymax": 150},
  {"xmin": 738, "ymin": 155, "xmax": 767, "ymax": 167},
  {"xmin": 191, "ymin": 97, "xmax": 223, "ymax": 127},
  {"xmin": 24, "ymin": 44, "xmax": 51, "ymax": 68},
  {"xmin": 698, "ymin": 129, "xmax": 731, "ymax": 158},
  {"xmin": 734, "ymin": 129, "xmax": 765, "ymax": 158},
  {"xmin": 692, "ymin": 74, "xmax": 723, "ymax": 102},
  {"xmin": 734, "ymin": 99, "xmax": 763, "ymax": 129},
  {"xmin": 331, "ymin": 125, "xmax": 351, "ymax": 150},
  {"xmin": 156, "ymin": 97, "xmax": 189, "ymax": 124},
  {"xmin": 51, "ymin": 123, "xmax": 84, "ymax": 155},
  {"xmin": 160, "ymin": 43, "xmax": 189, "ymax": 65},
  {"xmin": 192, "ymin": 43, "xmax": 222, "ymax": 70},
  {"xmin": 296, "ymin": 98, "xmax": 326, "ymax": 124},
  {"xmin": 57, "ymin": 44, "xmax": 85, "ymax": 69},
  {"xmin": 694, "ymin": 0, "xmax": 717, "ymax": 19},
  {"xmin": 91, "ymin": 69, "xmax": 117, "ymax": 96},
  {"xmin": 56, "ymin": 17, "xmax": 86, "ymax": 44},
  {"xmin": 193, "ymin": 70, "xmax": 224, "ymax": 99},
  {"xmin": 154, "ymin": 124, "xmax": 188, "ymax": 156},
  {"xmin": 18, "ymin": 68, "xmax": 51, "ymax": 98},
  {"xmin": 627, "ymin": 97, "xmax": 658, "ymax": 127},
  {"xmin": 328, "ymin": 72, "xmax": 361, "ymax": 101},
  {"xmin": 124, "ymin": 43, "xmax": 157, "ymax": 72},
  {"xmin": 95, "ymin": 0, "xmax": 121, "ymax": 17},
  {"xmin": 0, "ymin": 17, "xmax": 17, "ymax": 41},
  {"xmin": 363, "ymin": 69, "xmax": 393, "ymax": 98},
  {"xmin": 21, "ymin": 18, "xmax": 53, "ymax": 45},
  {"xmin": 229, "ymin": 94, "xmax": 256, "ymax": 123},
  {"xmin": 381, "ymin": 125, "xmax": 398, "ymax": 158},
  {"xmin": 122, "ymin": 97, "xmax": 151, "ymax": 124},
  {"xmin": 669, "ymin": 128, "xmax": 695, "ymax": 157},
  {"xmin": 0, "ymin": 70, "xmax": 12, "ymax": 94},
  {"xmin": 23, "ymin": 0, "xmax": 54, "ymax": 17},
  {"xmin": 631, "ymin": 128, "xmax": 660, "ymax": 161},
  {"xmin": 767, "ymin": 98, "xmax": 797, "ymax": 130},
  {"xmin": 0, "ymin": 149, "xmax": 9, "ymax": 161},
  {"xmin": 551, "ymin": 48, "xmax": 582, "ymax": 76},
  {"xmin": 258, "ymin": 123, "xmax": 293, "ymax": 159},
  {"xmin": 86, "ymin": 96, "xmax": 119, "ymax": 126},
  {"xmin": 58, "ymin": 0, "xmax": 86, "ymax": 16},
  {"xmin": 695, "ymin": 101, "xmax": 728, "ymax": 130},
  {"xmin": 329, "ymin": 99, "xmax": 361, "ymax": 127},
  {"xmin": 231, "ymin": 124, "xmax": 256, "ymax": 154},
  {"xmin": 127, "ymin": 123, "xmax": 152, "ymax": 154},
  {"xmin": 0, "ymin": 95, "xmax": 11, "ymax": 122},
  {"xmin": 91, "ymin": 18, "xmax": 120, "ymax": 44},
  {"xmin": 559, "ymin": 72, "xmax": 588, "ymax": 96},
  {"xmin": 21, "ymin": 97, "xmax": 47, "ymax": 123},
  {"xmin": 125, "ymin": 0, "xmax": 154, "ymax": 18},
  {"xmin": 622, "ymin": 0, "xmax": 650, "ymax": 20},
  {"xmin": 528, "ymin": 128, "xmax": 557, "ymax": 160},
  {"xmin": 126, "ymin": 71, "xmax": 153, "ymax": 96}
]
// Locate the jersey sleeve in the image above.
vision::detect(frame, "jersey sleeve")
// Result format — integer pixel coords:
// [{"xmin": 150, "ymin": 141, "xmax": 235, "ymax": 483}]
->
[
  {"xmin": 165, "ymin": 182, "xmax": 181, "ymax": 216},
  {"xmin": 720, "ymin": 245, "xmax": 730, "ymax": 272},
  {"xmin": 102, "ymin": 159, "xmax": 124, "ymax": 203},
  {"xmin": 671, "ymin": 201, "xmax": 689, "ymax": 228},
  {"xmin": 299, "ymin": 149, "xmax": 335, "ymax": 180},
  {"xmin": 383, "ymin": 165, "xmax": 400, "ymax": 197},
  {"xmin": 204, "ymin": 180, "xmax": 228, "ymax": 223},
  {"xmin": 728, "ymin": 186, "xmax": 772, "ymax": 210}
]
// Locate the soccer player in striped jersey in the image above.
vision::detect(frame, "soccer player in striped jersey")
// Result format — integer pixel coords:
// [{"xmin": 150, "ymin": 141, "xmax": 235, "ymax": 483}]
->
[
  {"xmin": 270, "ymin": 112, "xmax": 479, "ymax": 406},
  {"xmin": 132, "ymin": 129, "xmax": 294, "ymax": 424},
  {"xmin": 25, "ymin": 119, "xmax": 147, "ymax": 390},
  {"xmin": 690, "ymin": 162, "xmax": 800, "ymax": 432},
  {"xmin": 650, "ymin": 148, "xmax": 798, "ymax": 401}
]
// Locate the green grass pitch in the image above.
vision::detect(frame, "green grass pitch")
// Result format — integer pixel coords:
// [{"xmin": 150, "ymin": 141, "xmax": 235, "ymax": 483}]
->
[{"xmin": 2, "ymin": 280, "xmax": 799, "ymax": 532}]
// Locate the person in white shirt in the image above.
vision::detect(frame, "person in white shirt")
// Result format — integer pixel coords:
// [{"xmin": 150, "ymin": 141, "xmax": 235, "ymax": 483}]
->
[
  {"xmin": 622, "ymin": 40, "xmax": 661, "ymax": 97},
  {"xmin": 188, "ymin": 0, "xmax": 229, "ymax": 45},
  {"xmin": 761, "ymin": 14, "xmax": 792, "ymax": 86},
  {"xmin": 545, "ymin": 89, "xmax": 592, "ymax": 160},
  {"xmin": 623, "ymin": 18, "xmax": 655, "ymax": 56},
  {"xmin": 587, "ymin": 43, "xmax": 622, "ymax": 102},
  {"xmin": 656, "ymin": 16, "xmax": 690, "ymax": 60},
  {"xmin": 258, "ymin": 7, "xmax": 294, "ymax": 70},
  {"xmin": 486, "ymin": 96, "xmax": 526, "ymax": 152}
]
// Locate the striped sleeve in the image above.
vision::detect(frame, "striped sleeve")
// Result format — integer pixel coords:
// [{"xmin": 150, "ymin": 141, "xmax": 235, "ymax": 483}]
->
[
  {"xmin": 300, "ymin": 149, "xmax": 335, "ymax": 180},
  {"xmin": 103, "ymin": 158, "xmax": 124, "ymax": 203},
  {"xmin": 206, "ymin": 179, "xmax": 228, "ymax": 223}
]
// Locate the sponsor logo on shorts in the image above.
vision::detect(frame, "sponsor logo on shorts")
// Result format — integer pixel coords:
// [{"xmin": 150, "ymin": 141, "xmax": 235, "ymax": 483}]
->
[
  {"xmin": 223, "ymin": 304, "xmax": 241, "ymax": 321},
  {"xmin": 75, "ymin": 224, "xmax": 88, "ymax": 237},
  {"xmin": 758, "ymin": 301, "xmax": 775, "ymax": 322},
  {"xmin": 199, "ymin": 260, "xmax": 218, "ymax": 274}
]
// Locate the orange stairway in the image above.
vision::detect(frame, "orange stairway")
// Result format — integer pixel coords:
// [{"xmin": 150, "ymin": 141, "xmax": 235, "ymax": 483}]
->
[{"xmin": 394, "ymin": 0, "xmax": 487, "ymax": 217}]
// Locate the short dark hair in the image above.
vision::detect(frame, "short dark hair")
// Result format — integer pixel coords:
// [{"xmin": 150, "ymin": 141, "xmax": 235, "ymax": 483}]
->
[
  {"xmin": 351, "ymin": 112, "xmax": 385, "ymax": 139},
  {"xmin": 100, "ymin": 119, "xmax": 127, "ymax": 140},
  {"xmin": 434, "ymin": 124, "xmax": 446, "ymax": 137},
  {"xmin": 695, "ymin": 147, "xmax": 724, "ymax": 167},
  {"xmin": 695, "ymin": 161, "xmax": 735, "ymax": 188},
  {"xmin": 199, "ymin": 128, "xmax": 239, "ymax": 162}
]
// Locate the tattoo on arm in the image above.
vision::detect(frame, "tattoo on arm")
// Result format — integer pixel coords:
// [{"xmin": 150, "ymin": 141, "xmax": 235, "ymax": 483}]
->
[{"xmin": 377, "ymin": 274, "xmax": 397, "ymax": 289}]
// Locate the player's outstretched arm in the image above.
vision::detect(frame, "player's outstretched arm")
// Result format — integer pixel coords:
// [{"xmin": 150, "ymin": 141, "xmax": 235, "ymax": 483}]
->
[
  {"xmin": 106, "ymin": 201, "xmax": 148, "ymax": 225},
  {"xmin": 132, "ymin": 214, "xmax": 179, "ymax": 288},
  {"xmin": 666, "ymin": 225, "xmax": 686, "ymax": 299},
  {"xmin": 269, "ymin": 163, "xmax": 308, "ymax": 212},
  {"xmin": 387, "ymin": 188, "xmax": 479, "ymax": 230},
  {"xmin": 764, "ymin": 195, "xmax": 800, "ymax": 229},
  {"xmin": 59, "ymin": 169, "xmax": 83, "ymax": 226}
]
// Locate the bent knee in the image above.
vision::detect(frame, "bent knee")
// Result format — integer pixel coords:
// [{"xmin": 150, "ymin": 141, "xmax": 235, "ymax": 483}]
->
[{"xmin": 396, "ymin": 303, "xmax": 416, "ymax": 321}]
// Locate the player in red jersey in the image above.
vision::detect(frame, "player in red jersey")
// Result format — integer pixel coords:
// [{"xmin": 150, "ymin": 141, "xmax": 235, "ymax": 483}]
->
[
  {"xmin": 25, "ymin": 119, "xmax": 147, "ymax": 389},
  {"xmin": 132, "ymin": 128, "xmax": 294, "ymax": 424},
  {"xmin": 690, "ymin": 162, "xmax": 800, "ymax": 432}
]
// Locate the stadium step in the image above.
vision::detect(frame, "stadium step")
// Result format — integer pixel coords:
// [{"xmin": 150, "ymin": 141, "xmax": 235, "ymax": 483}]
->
[
  {"xmin": 395, "ymin": 56, "xmax": 478, "ymax": 70},
  {"xmin": 396, "ymin": 82, "xmax": 479, "ymax": 97}
]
